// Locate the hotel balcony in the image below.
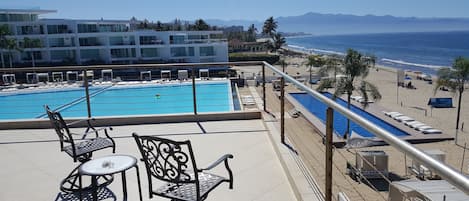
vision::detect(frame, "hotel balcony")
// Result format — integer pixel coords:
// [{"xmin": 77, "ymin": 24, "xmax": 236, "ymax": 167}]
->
[{"xmin": 1, "ymin": 62, "xmax": 468, "ymax": 201}]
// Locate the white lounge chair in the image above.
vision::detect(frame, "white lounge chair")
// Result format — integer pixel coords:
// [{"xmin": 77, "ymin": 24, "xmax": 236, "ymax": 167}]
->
[
  {"xmin": 395, "ymin": 116, "xmax": 414, "ymax": 122},
  {"xmin": 390, "ymin": 113, "xmax": 404, "ymax": 119},
  {"xmin": 412, "ymin": 124, "xmax": 428, "ymax": 130},
  {"xmin": 351, "ymin": 96, "xmax": 363, "ymax": 101},
  {"xmin": 241, "ymin": 95, "xmax": 256, "ymax": 106},
  {"xmin": 416, "ymin": 125, "xmax": 433, "ymax": 131},
  {"xmin": 422, "ymin": 129, "xmax": 443, "ymax": 134},
  {"xmin": 357, "ymin": 97, "xmax": 374, "ymax": 104},
  {"xmin": 384, "ymin": 111, "xmax": 400, "ymax": 117},
  {"xmin": 405, "ymin": 121, "xmax": 422, "ymax": 127}
]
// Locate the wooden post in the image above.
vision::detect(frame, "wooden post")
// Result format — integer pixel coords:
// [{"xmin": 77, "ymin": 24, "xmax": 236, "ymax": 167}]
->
[
  {"xmin": 262, "ymin": 64, "xmax": 266, "ymax": 112},
  {"xmin": 325, "ymin": 107, "xmax": 334, "ymax": 201},
  {"xmin": 280, "ymin": 77, "xmax": 285, "ymax": 144},
  {"xmin": 83, "ymin": 70, "xmax": 91, "ymax": 118},
  {"xmin": 192, "ymin": 67, "xmax": 197, "ymax": 115}
]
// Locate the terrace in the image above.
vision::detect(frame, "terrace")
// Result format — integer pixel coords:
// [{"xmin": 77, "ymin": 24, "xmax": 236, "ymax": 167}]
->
[{"xmin": 1, "ymin": 61, "xmax": 469, "ymax": 201}]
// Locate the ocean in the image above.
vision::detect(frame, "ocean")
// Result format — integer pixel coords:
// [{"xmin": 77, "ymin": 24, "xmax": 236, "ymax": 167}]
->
[{"xmin": 286, "ymin": 31, "xmax": 469, "ymax": 75}]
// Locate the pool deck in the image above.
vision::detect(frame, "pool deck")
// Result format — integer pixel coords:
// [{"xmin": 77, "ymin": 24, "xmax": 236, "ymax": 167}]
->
[
  {"xmin": 286, "ymin": 91, "xmax": 453, "ymax": 145},
  {"xmin": 0, "ymin": 119, "xmax": 298, "ymax": 201}
]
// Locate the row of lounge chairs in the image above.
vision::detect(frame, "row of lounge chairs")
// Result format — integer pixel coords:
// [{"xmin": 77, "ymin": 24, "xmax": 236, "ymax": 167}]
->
[
  {"xmin": 351, "ymin": 95, "xmax": 374, "ymax": 104},
  {"xmin": 383, "ymin": 111, "xmax": 442, "ymax": 134}
]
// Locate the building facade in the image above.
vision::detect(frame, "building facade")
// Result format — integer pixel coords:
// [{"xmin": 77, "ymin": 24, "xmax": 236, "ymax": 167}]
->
[{"xmin": 0, "ymin": 9, "xmax": 228, "ymax": 67}]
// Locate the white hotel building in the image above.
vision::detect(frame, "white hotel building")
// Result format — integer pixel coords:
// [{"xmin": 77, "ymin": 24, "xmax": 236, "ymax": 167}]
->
[{"xmin": 0, "ymin": 9, "xmax": 228, "ymax": 66}]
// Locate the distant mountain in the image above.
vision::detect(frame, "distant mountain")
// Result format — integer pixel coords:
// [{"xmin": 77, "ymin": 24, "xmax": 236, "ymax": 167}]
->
[{"xmin": 207, "ymin": 13, "xmax": 469, "ymax": 35}]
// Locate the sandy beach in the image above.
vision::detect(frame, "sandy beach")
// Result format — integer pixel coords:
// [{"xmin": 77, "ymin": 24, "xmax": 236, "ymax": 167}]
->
[
  {"xmin": 278, "ymin": 52, "xmax": 469, "ymax": 143},
  {"xmin": 234, "ymin": 51, "xmax": 469, "ymax": 200}
]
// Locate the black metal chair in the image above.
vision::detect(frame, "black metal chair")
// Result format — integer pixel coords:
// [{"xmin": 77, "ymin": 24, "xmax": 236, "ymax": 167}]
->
[
  {"xmin": 55, "ymin": 169, "xmax": 116, "ymax": 201},
  {"xmin": 45, "ymin": 105, "xmax": 116, "ymax": 163},
  {"xmin": 133, "ymin": 133, "xmax": 234, "ymax": 201}
]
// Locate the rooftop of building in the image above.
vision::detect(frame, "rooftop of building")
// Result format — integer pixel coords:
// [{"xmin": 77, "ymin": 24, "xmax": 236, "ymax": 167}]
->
[{"xmin": 0, "ymin": 119, "xmax": 300, "ymax": 201}]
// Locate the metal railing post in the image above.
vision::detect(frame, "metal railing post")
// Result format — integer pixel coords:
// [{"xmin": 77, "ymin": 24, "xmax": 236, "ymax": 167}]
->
[
  {"xmin": 280, "ymin": 77, "xmax": 285, "ymax": 144},
  {"xmin": 262, "ymin": 63, "xmax": 266, "ymax": 112},
  {"xmin": 83, "ymin": 70, "xmax": 92, "ymax": 118},
  {"xmin": 192, "ymin": 67, "xmax": 197, "ymax": 115},
  {"xmin": 325, "ymin": 107, "xmax": 333, "ymax": 201}
]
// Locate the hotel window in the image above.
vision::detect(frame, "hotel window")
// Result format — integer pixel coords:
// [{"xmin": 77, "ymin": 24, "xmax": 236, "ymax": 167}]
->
[
  {"xmin": 47, "ymin": 25, "xmax": 69, "ymax": 34},
  {"xmin": 170, "ymin": 47, "xmax": 187, "ymax": 57},
  {"xmin": 170, "ymin": 35, "xmax": 185, "ymax": 44},
  {"xmin": 111, "ymin": 48, "xmax": 136, "ymax": 58},
  {"xmin": 80, "ymin": 49, "xmax": 100, "ymax": 60},
  {"xmin": 141, "ymin": 48, "xmax": 158, "ymax": 57},
  {"xmin": 78, "ymin": 24, "xmax": 98, "ymax": 33},
  {"xmin": 140, "ymin": 36, "xmax": 159, "ymax": 45},
  {"xmin": 79, "ymin": 37, "xmax": 100, "ymax": 46},
  {"xmin": 188, "ymin": 47, "xmax": 195, "ymax": 56},
  {"xmin": 21, "ymin": 51, "xmax": 42, "ymax": 60},
  {"xmin": 199, "ymin": 46, "xmax": 215, "ymax": 56}
]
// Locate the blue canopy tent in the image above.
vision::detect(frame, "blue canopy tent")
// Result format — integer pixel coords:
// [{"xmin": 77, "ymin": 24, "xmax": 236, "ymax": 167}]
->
[{"xmin": 428, "ymin": 98, "xmax": 453, "ymax": 108}]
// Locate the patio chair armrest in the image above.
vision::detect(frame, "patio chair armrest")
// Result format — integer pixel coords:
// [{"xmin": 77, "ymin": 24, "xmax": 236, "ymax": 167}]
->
[{"xmin": 199, "ymin": 154, "xmax": 234, "ymax": 171}]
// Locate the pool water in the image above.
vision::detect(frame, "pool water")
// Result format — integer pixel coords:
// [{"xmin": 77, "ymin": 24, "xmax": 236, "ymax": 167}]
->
[
  {"xmin": 0, "ymin": 81, "xmax": 233, "ymax": 120},
  {"xmin": 291, "ymin": 92, "xmax": 409, "ymax": 138}
]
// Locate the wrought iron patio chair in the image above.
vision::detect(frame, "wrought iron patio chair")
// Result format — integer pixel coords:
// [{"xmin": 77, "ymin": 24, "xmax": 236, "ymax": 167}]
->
[
  {"xmin": 133, "ymin": 133, "xmax": 234, "ymax": 201},
  {"xmin": 45, "ymin": 105, "xmax": 116, "ymax": 163},
  {"xmin": 55, "ymin": 167, "xmax": 116, "ymax": 201}
]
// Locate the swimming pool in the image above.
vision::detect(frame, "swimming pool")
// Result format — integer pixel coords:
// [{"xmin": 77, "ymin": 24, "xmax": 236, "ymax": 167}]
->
[
  {"xmin": 0, "ymin": 80, "xmax": 233, "ymax": 120},
  {"xmin": 290, "ymin": 92, "xmax": 409, "ymax": 138}
]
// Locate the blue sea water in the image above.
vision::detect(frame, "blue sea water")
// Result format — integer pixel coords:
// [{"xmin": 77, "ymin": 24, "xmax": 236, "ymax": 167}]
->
[{"xmin": 286, "ymin": 31, "xmax": 469, "ymax": 75}]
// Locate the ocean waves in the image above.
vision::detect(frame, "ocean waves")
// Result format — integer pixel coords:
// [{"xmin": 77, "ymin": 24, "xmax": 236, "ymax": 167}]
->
[{"xmin": 381, "ymin": 58, "xmax": 448, "ymax": 69}]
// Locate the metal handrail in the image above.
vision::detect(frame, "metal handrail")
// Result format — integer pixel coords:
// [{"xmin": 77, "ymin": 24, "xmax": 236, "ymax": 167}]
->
[
  {"xmin": 262, "ymin": 61, "xmax": 469, "ymax": 195},
  {"xmin": 0, "ymin": 61, "xmax": 262, "ymax": 73},
  {"xmin": 2, "ymin": 60, "xmax": 468, "ymax": 194}
]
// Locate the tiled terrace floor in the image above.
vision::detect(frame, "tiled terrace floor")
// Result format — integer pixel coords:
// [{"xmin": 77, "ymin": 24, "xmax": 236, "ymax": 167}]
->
[{"xmin": 0, "ymin": 119, "xmax": 296, "ymax": 201}]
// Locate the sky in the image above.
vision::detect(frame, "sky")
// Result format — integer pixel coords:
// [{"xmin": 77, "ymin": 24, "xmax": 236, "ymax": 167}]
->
[{"xmin": 1, "ymin": 0, "xmax": 469, "ymax": 22}]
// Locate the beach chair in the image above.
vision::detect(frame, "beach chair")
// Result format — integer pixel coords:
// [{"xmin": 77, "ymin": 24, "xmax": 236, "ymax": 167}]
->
[
  {"xmin": 351, "ymin": 96, "xmax": 363, "ymax": 101},
  {"xmin": 383, "ymin": 111, "xmax": 400, "ymax": 117},
  {"xmin": 412, "ymin": 124, "xmax": 428, "ymax": 130},
  {"xmin": 422, "ymin": 129, "xmax": 442, "ymax": 134},
  {"xmin": 390, "ymin": 113, "xmax": 404, "ymax": 119},
  {"xmin": 404, "ymin": 121, "xmax": 422, "ymax": 127},
  {"xmin": 395, "ymin": 116, "xmax": 414, "ymax": 122},
  {"xmin": 44, "ymin": 105, "xmax": 116, "ymax": 163},
  {"xmin": 241, "ymin": 95, "xmax": 256, "ymax": 106},
  {"xmin": 133, "ymin": 133, "xmax": 234, "ymax": 201},
  {"xmin": 416, "ymin": 125, "xmax": 433, "ymax": 131}
]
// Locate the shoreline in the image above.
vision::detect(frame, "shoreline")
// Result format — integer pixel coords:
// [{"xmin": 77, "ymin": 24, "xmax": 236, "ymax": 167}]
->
[{"xmin": 283, "ymin": 45, "xmax": 445, "ymax": 76}]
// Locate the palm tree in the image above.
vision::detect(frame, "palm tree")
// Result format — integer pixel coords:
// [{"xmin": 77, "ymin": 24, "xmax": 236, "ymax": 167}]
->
[
  {"xmin": 247, "ymin": 24, "xmax": 257, "ymax": 42},
  {"xmin": 155, "ymin": 21, "xmax": 163, "ymax": 31},
  {"xmin": 434, "ymin": 56, "xmax": 469, "ymax": 130},
  {"xmin": 5, "ymin": 38, "xmax": 19, "ymax": 67},
  {"xmin": 22, "ymin": 37, "xmax": 42, "ymax": 67},
  {"xmin": 271, "ymin": 33, "xmax": 285, "ymax": 52},
  {"xmin": 305, "ymin": 55, "xmax": 326, "ymax": 86},
  {"xmin": 194, "ymin": 19, "xmax": 210, "ymax": 31},
  {"xmin": 0, "ymin": 24, "xmax": 12, "ymax": 68},
  {"xmin": 317, "ymin": 49, "xmax": 381, "ymax": 138},
  {"xmin": 262, "ymin": 17, "xmax": 277, "ymax": 37}
]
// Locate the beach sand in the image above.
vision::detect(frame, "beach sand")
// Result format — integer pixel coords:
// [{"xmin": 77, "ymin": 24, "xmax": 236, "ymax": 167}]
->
[{"xmin": 234, "ymin": 53, "xmax": 469, "ymax": 200}]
